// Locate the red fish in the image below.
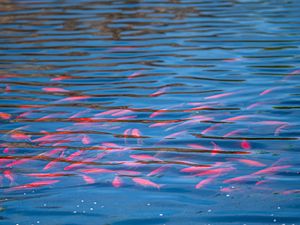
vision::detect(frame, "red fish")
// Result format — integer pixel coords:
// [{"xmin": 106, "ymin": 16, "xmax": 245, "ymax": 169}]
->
[
  {"xmin": 65, "ymin": 150, "xmax": 84, "ymax": 161},
  {"xmin": 42, "ymin": 87, "xmax": 69, "ymax": 92},
  {"xmin": 0, "ymin": 112, "xmax": 11, "ymax": 120},
  {"xmin": 112, "ymin": 176, "xmax": 122, "ymax": 188},
  {"xmin": 26, "ymin": 173, "xmax": 67, "ymax": 178},
  {"xmin": 241, "ymin": 140, "xmax": 251, "ymax": 150},
  {"xmin": 8, "ymin": 180, "xmax": 60, "ymax": 191},
  {"xmin": 10, "ymin": 132, "xmax": 31, "ymax": 141},
  {"xmin": 132, "ymin": 178, "xmax": 160, "ymax": 189}
]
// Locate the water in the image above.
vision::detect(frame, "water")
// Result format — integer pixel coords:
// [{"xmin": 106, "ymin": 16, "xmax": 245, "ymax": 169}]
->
[{"xmin": 0, "ymin": 0, "xmax": 300, "ymax": 224}]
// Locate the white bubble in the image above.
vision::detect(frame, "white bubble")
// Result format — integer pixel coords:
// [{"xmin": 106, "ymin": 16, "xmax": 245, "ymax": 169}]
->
[
  {"xmin": 90, "ymin": 208, "xmax": 94, "ymax": 211},
  {"xmin": 159, "ymin": 213, "xmax": 164, "ymax": 216},
  {"xmin": 208, "ymin": 209, "xmax": 212, "ymax": 213}
]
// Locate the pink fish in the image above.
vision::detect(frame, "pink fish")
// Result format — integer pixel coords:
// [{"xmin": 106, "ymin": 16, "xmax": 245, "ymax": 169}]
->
[
  {"xmin": 150, "ymin": 109, "xmax": 168, "ymax": 118},
  {"xmin": 128, "ymin": 71, "xmax": 143, "ymax": 79},
  {"xmin": 42, "ymin": 87, "xmax": 69, "ymax": 92},
  {"xmin": 8, "ymin": 180, "xmax": 60, "ymax": 191},
  {"xmin": 116, "ymin": 170, "xmax": 141, "ymax": 176},
  {"xmin": 252, "ymin": 165, "xmax": 291, "ymax": 175},
  {"xmin": 223, "ymin": 129, "xmax": 247, "ymax": 137},
  {"xmin": 58, "ymin": 96, "xmax": 91, "ymax": 102},
  {"xmin": 80, "ymin": 168, "xmax": 114, "ymax": 174},
  {"xmin": 246, "ymin": 102, "xmax": 264, "ymax": 110},
  {"xmin": 65, "ymin": 150, "xmax": 84, "ymax": 161},
  {"xmin": 259, "ymin": 87, "xmax": 278, "ymax": 96},
  {"xmin": 223, "ymin": 58, "xmax": 243, "ymax": 62},
  {"xmin": 223, "ymin": 115, "xmax": 252, "ymax": 122},
  {"xmin": 274, "ymin": 124, "xmax": 288, "ymax": 136},
  {"xmin": 147, "ymin": 166, "xmax": 169, "ymax": 177},
  {"xmin": 43, "ymin": 151, "xmax": 64, "ymax": 170},
  {"xmin": 112, "ymin": 109, "xmax": 133, "ymax": 117},
  {"xmin": 132, "ymin": 177, "xmax": 160, "ymax": 189},
  {"xmin": 187, "ymin": 144, "xmax": 207, "ymax": 149},
  {"xmin": 112, "ymin": 176, "xmax": 122, "ymax": 188},
  {"xmin": 149, "ymin": 87, "xmax": 168, "ymax": 97},
  {"xmin": 184, "ymin": 105, "xmax": 212, "ymax": 112},
  {"xmin": 201, "ymin": 124, "xmax": 220, "ymax": 135},
  {"xmin": 211, "ymin": 141, "xmax": 221, "ymax": 156},
  {"xmin": 149, "ymin": 122, "xmax": 174, "ymax": 128},
  {"xmin": 204, "ymin": 92, "xmax": 234, "ymax": 100},
  {"xmin": 0, "ymin": 112, "xmax": 11, "ymax": 120},
  {"xmin": 81, "ymin": 134, "xmax": 91, "ymax": 145},
  {"xmin": 223, "ymin": 175, "xmax": 252, "ymax": 183},
  {"xmin": 131, "ymin": 128, "xmax": 142, "ymax": 138},
  {"xmin": 282, "ymin": 189, "xmax": 300, "ymax": 195},
  {"xmin": 81, "ymin": 175, "xmax": 95, "ymax": 184},
  {"xmin": 6, "ymin": 158, "xmax": 32, "ymax": 168},
  {"xmin": 195, "ymin": 176, "xmax": 216, "ymax": 189},
  {"xmin": 255, "ymin": 120, "xmax": 288, "ymax": 126},
  {"xmin": 181, "ymin": 166, "xmax": 210, "ymax": 173},
  {"xmin": 94, "ymin": 109, "xmax": 121, "ymax": 117},
  {"xmin": 241, "ymin": 140, "xmax": 251, "ymax": 150},
  {"xmin": 69, "ymin": 109, "xmax": 91, "ymax": 119},
  {"xmin": 51, "ymin": 75, "xmax": 71, "ymax": 81},
  {"xmin": 231, "ymin": 158, "xmax": 265, "ymax": 167},
  {"xmin": 164, "ymin": 131, "xmax": 186, "ymax": 139},
  {"xmin": 123, "ymin": 128, "xmax": 131, "ymax": 144},
  {"xmin": 130, "ymin": 154, "xmax": 161, "ymax": 162},
  {"xmin": 195, "ymin": 167, "xmax": 235, "ymax": 177},
  {"xmin": 3, "ymin": 170, "xmax": 14, "ymax": 183}
]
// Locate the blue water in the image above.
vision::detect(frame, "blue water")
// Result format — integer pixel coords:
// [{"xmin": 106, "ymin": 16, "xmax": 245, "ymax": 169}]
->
[{"xmin": 0, "ymin": 0, "xmax": 300, "ymax": 224}]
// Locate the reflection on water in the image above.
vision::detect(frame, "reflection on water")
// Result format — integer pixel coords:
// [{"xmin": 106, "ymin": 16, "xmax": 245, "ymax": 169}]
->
[{"xmin": 0, "ymin": 0, "xmax": 300, "ymax": 224}]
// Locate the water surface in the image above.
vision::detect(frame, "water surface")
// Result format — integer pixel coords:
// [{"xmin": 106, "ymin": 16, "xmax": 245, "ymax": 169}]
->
[{"xmin": 0, "ymin": 0, "xmax": 300, "ymax": 224}]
